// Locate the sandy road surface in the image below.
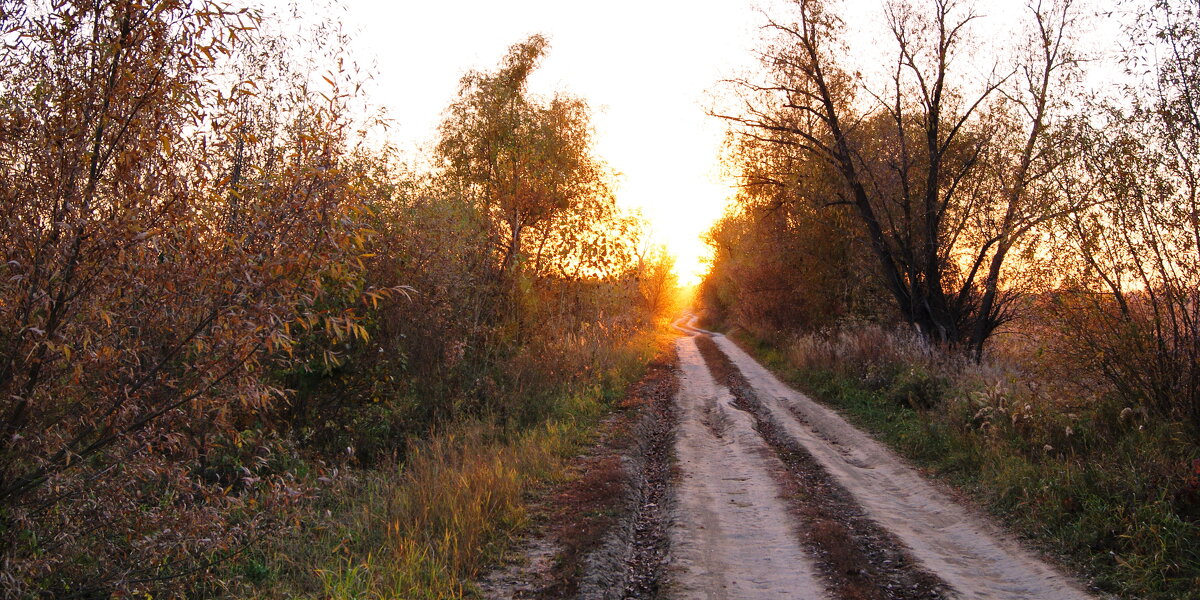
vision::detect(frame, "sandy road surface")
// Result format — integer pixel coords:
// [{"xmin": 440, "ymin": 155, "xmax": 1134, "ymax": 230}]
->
[
  {"xmin": 704, "ymin": 333, "xmax": 1095, "ymax": 599},
  {"xmin": 666, "ymin": 334, "xmax": 829, "ymax": 599},
  {"xmin": 480, "ymin": 319, "xmax": 1097, "ymax": 600},
  {"xmin": 666, "ymin": 315, "xmax": 1094, "ymax": 600}
]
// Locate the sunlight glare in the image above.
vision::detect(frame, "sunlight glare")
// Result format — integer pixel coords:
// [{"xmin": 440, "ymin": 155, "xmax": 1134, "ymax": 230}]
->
[{"xmin": 329, "ymin": 0, "xmax": 761, "ymax": 285}]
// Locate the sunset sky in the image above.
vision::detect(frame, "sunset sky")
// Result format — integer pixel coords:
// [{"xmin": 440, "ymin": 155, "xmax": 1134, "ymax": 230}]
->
[
  {"xmin": 323, "ymin": 0, "xmax": 765, "ymax": 283},
  {"xmin": 293, "ymin": 0, "xmax": 1123, "ymax": 284}
]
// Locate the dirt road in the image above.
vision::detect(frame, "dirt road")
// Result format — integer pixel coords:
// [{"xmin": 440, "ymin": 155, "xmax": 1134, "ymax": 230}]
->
[
  {"xmin": 664, "ymin": 319, "xmax": 1095, "ymax": 600},
  {"xmin": 481, "ymin": 320, "xmax": 1098, "ymax": 599},
  {"xmin": 666, "ymin": 333, "xmax": 829, "ymax": 599}
]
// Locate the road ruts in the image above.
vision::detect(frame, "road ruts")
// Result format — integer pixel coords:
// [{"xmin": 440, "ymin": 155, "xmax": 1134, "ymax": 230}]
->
[
  {"xmin": 486, "ymin": 318, "xmax": 1097, "ymax": 599},
  {"xmin": 703, "ymin": 331, "xmax": 1097, "ymax": 600},
  {"xmin": 664, "ymin": 333, "xmax": 829, "ymax": 599}
]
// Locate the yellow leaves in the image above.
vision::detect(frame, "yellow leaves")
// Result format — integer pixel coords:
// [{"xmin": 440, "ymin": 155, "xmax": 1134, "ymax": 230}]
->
[
  {"xmin": 363, "ymin": 290, "xmax": 384, "ymax": 309},
  {"xmin": 268, "ymin": 328, "xmax": 296, "ymax": 356},
  {"xmin": 316, "ymin": 314, "xmax": 371, "ymax": 344},
  {"xmin": 321, "ymin": 348, "xmax": 341, "ymax": 369}
]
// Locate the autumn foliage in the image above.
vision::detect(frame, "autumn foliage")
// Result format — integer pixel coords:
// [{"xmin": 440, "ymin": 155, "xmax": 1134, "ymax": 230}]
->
[
  {"xmin": 0, "ymin": 3, "xmax": 668, "ymax": 596},
  {"xmin": 702, "ymin": 2, "xmax": 1200, "ymax": 595},
  {"xmin": 704, "ymin": 0, "xmax": 1200, "ymax": 434}
]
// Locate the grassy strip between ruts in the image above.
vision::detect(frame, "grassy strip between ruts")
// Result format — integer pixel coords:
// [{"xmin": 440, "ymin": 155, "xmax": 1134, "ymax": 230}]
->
[
  {"xmin": 220, "ymin": 330, "xmax": 674, "ymax": 600},
  {"xmin": 728, "ymin": 331, "xmax": 1200, "ymax": 600}
]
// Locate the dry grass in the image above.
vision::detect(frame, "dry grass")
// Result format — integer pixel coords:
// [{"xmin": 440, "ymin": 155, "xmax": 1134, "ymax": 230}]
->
[
  {"xmin": 741, "ymin": 324, "xmax": 1200, "ymax": 599},
  {"xmin": 321, "ymin": 424, "xmax": 575, "ymax": 599},
  {"xmin": 219, "ymin": 330, "xmax": 668, "ymax": 599},
  {"xmin": 229, "ymin": 420, "xmax": 586, "ymax": 600}
]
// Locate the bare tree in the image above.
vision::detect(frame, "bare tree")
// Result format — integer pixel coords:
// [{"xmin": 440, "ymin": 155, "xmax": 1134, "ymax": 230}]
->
[
  {"xmin": 1053, "ymin": 0, "xmax": 1200, "ymax": 429},
  {"xmin": 716, "ymin": 0, "xmax": 1083, "ymax": 356}
]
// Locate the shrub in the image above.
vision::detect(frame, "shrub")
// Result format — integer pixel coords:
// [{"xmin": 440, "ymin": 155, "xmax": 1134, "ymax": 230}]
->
[{"xmin": 749, "ymin": 324, "xmax": 1200, "ymax": 599}]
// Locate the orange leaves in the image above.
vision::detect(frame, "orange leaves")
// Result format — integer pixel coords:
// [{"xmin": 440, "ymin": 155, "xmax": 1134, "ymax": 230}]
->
[{"xmin": 362, "ymin": 288, "xmax": 386, "ymax": 310}]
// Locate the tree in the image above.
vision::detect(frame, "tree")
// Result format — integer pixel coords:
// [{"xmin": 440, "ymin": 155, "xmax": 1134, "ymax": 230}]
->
[
  {"xmin": 716, "ymin": 0, "xmax": 1084, "ymax": 356},
  {"xmin": 635, "ymin": 245, "xmax": 680, "ymax": 322},
  {"xmin": 1049, "ymin": 0, "xmax": 1200, "ymax": 431},
  {"xmin": 701, "ymin": 125, "xmax": 880, "ymax": 337},
  {"xmin": 436, "ymin": 35, "xmax": 613, "ymax": 278},
  {"xmin": 0, "ymin": 1, "xmax": 383, "ymax": 592}
]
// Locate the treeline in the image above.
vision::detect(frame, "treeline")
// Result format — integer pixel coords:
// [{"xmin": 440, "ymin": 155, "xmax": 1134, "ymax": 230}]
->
[
  {"xmin": 0, "ymin": 2, "xmax": 673, "ymax": 596},
  {"xmin": 704, "ymin": 0, "xmax": 1199, "ymax": 435},
  {"xmin": 701, "ymin": 1, "xmax": 1199, "ymax": 596}
]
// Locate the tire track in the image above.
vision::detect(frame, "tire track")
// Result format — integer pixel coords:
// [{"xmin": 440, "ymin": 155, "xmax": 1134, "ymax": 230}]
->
[
  {"xmin": 665, "ymin": 334, "xmax": 829, "ymax": 599},
  {"xmin": 694, "ymin": 334, "xmax": 948, "ymax": 600},
  {"xmin": 707, "ymin": 333, "xmax": 1097, "ymax": 600}
]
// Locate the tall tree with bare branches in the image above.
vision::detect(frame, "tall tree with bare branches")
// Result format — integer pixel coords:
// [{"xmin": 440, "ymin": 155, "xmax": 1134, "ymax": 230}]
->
[{"xmin": 716, "ymin": 0, "xmax": 1084, "ymax": 356}]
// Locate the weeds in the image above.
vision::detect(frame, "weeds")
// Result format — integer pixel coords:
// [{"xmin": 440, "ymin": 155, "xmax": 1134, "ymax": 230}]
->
[
  {"xmin": 739, "ymin": 326, "xmax": 1200, "ymax": 599},
  {"xmin": 221, "ymin": 331, "xmax": 666, "ymax": 599}
]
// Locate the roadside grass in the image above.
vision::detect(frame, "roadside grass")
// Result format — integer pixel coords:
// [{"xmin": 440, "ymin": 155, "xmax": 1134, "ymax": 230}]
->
[
  {"xmin": 220, "ymin": 329, "xmax": 672, "ymax": 599},
  {"xmin": 732, "ymin": 327, "xmax": 1200, "ymax": 600}
]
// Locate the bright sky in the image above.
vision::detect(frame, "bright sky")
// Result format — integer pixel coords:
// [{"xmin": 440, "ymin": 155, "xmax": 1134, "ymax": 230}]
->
[
  {"xmin": 283, "ymin": 0, "xmax": 1130, "ymax": 284},
  {"xmin": 323, "ymin": 0, "xmax": 765, "ymax": 284}
]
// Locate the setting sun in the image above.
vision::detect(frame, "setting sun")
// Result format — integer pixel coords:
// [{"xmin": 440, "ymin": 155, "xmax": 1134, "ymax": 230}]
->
[
  {"xmin": 330, "ymin": 0, "xmax": 764, "ymax": 283},
  {"xmin": 8, "ymin": 0, "xmax": 1198, "ymax": 596}
]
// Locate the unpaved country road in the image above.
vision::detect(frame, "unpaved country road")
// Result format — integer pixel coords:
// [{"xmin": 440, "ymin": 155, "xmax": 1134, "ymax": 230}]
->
[
  {"xmin": 667, "ymin": 329, "xmax": 828, "ymax": 599},
  {"xmin": 480, "ymin": 319, "xmax": 1098, "ymax": 600},
  {"xmin": 666, "ymin": 317, "xmax": 1096, "ymax": 600}
]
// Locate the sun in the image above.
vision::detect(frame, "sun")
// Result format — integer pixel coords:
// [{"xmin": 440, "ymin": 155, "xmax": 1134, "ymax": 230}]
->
[
  {"xmin": 585, "ymin": 104, "xmax": 738, "ymax": 288},
  {"xmin": 611, "ymin": 174, "xmax": 731, "ymax": 287},
  {"xmin": 330, "ymin": 0, "xmax": 758, "ymax": 287}
]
